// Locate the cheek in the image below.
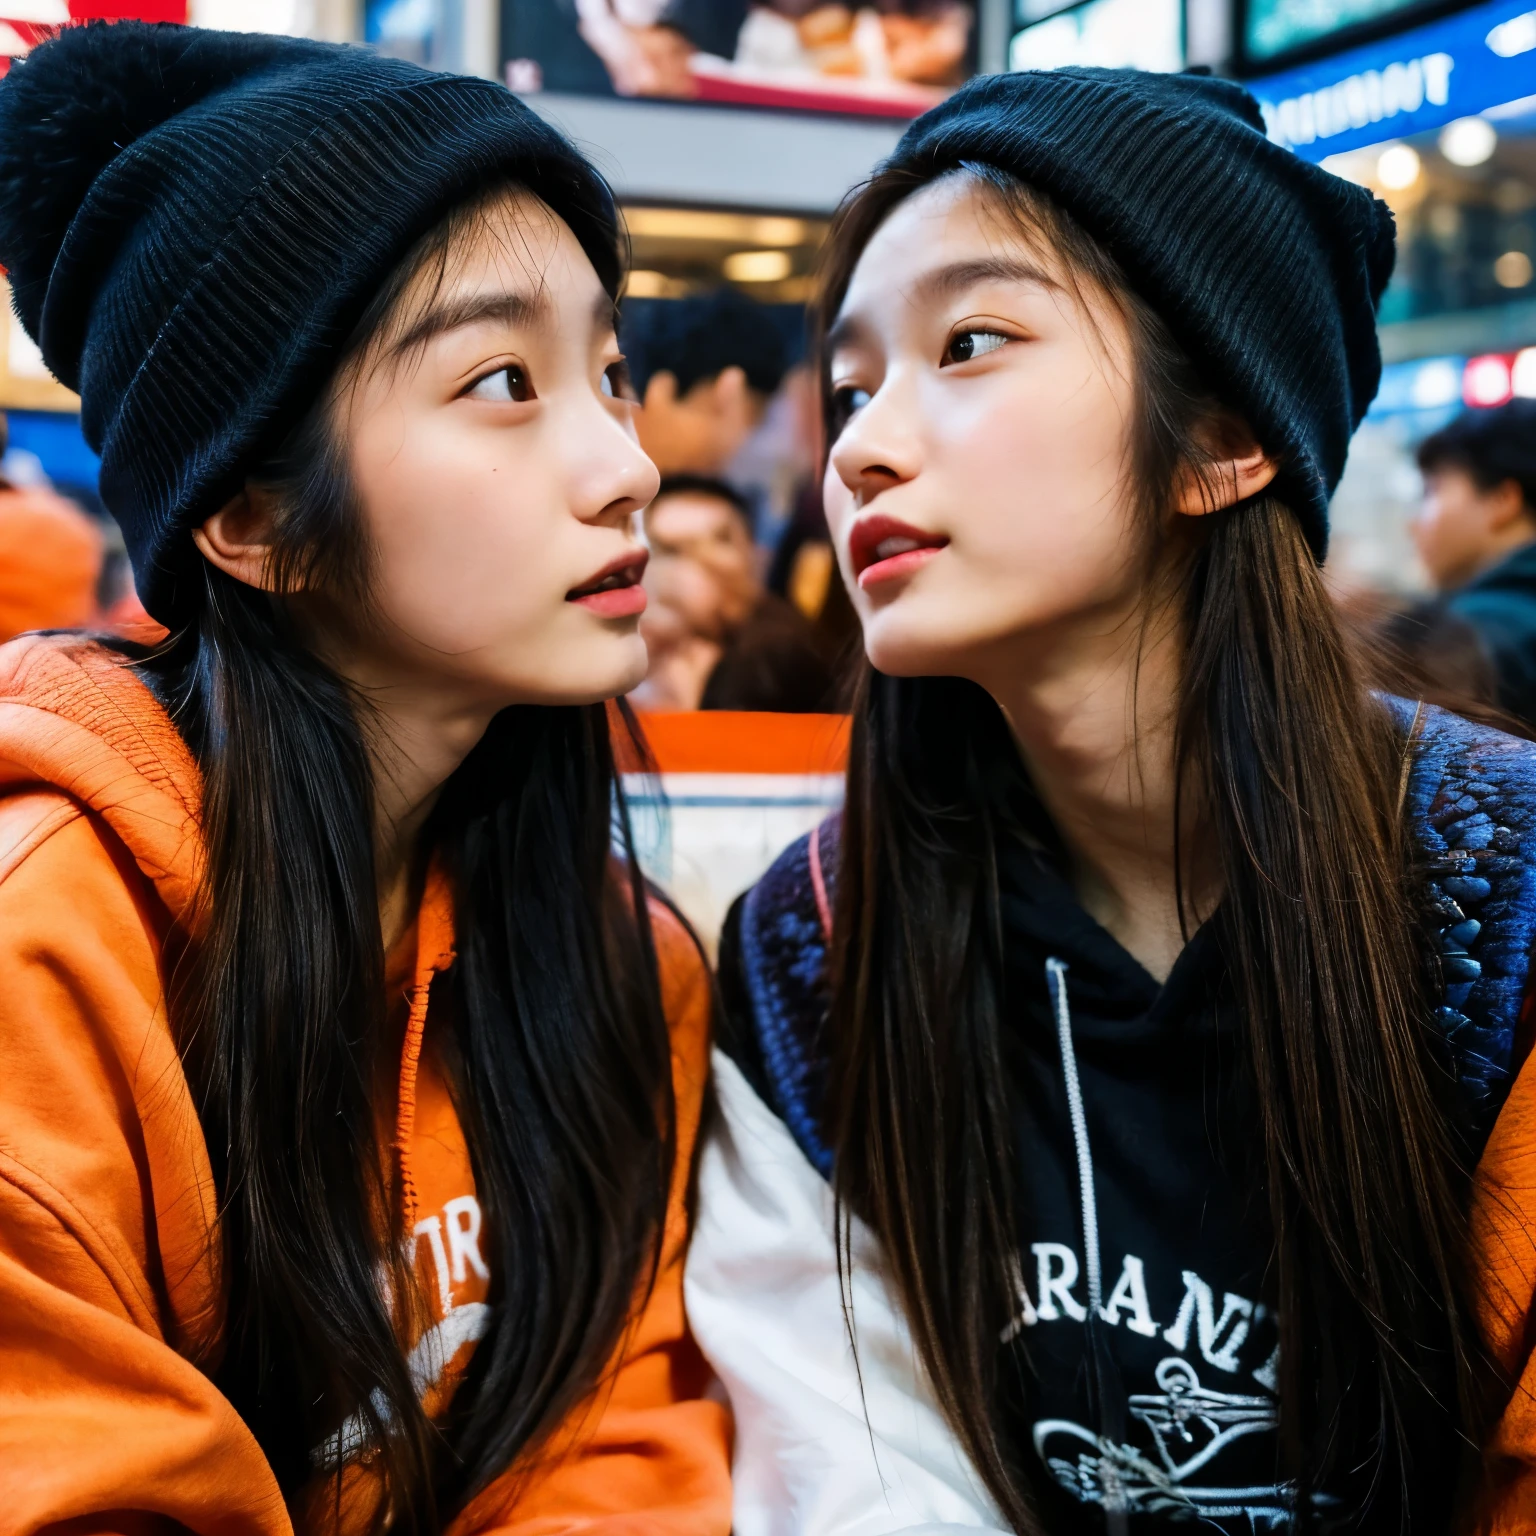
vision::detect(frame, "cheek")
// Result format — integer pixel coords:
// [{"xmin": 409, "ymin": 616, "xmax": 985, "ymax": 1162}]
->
[
  {"xmin": 353, "ymin": 415, "xmax": 565, "ymax": 654},
  {"xmin": 823, "ymin": 464, "xmax": 856, "ymax": 573},
  {"xmin": 949, "ymin": 379, "xmax": 1127, "ymax": 563},
  {"xmin": 862, "ymin": 373, "xmax": 1139, "ymax": 670},
  {"xmin": 1419, "ymin": 500, "xmax": 1475, "ymax": 561}
]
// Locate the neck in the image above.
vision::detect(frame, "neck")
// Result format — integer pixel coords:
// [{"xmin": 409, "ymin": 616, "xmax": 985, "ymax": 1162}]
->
[
  {"xmin": 364, "ymin": 685, "xmax": 495, "ymax": 955},
  {"xmin": 296, "ymin": 600, "xmax": 505, "ymax": 953},
  {"xmin": 309, "ymin": 636, "xmax": 497, "ymax": 955},
  {"xmin": 973, "ymin": 601, "xmax": 1208, "ymax": 983}
]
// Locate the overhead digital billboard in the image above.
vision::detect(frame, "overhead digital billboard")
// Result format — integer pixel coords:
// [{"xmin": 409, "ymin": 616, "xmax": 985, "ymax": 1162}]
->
[
  {"xmin": 1009, "ymin": 0, "xmax": 1182, "ymax": 74},
  {"xmin": 502, "ymin": 0, "xmax": 978, "ymax": 118},
  {"xmin": 1243, "ymin": 0, "xmax": 1447, "ymax": 67}
]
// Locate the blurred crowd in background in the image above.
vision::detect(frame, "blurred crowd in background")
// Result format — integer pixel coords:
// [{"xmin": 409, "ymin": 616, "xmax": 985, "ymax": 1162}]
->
[{"xmin": 11, "ymin": 0, "xmax": 1536, "ymax": 734}]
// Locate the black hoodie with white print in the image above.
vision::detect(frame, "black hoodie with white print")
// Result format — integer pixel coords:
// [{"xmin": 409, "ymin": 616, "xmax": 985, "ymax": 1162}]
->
[
  {"xmin": 992, "ymin": 834, "xmax": 1290, "ymax": 1531},
  {"xmin": 686, "ymin": 824, "xmax": 1324, "ymax": 1536}
]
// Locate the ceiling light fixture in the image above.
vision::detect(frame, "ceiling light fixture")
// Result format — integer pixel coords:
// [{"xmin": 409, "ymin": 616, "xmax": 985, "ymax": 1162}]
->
[{"xmin": 1440, "ymin": 116, "xmax": 1498, "ymax": 166}]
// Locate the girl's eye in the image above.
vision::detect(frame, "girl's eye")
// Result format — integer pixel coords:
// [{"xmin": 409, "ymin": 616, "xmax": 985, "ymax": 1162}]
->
[
  {"xmin": 601, "ymin": 358, "xmax": 633, "ymax": 400},
  {"xmin": 468, "ymin": 364, "xmax": 534, "ymax": 403},
  {"xmin": 943, "ymin": 330, "xmax": 1009, "ymax": 366},
  {"xmin": 830, "ymin": 383, "xmax": 871, "ymax": 431}
]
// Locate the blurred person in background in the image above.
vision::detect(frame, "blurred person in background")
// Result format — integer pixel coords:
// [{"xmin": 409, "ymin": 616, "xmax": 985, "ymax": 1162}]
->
[
  {"xmin": 1379, "ymin": 596, "xmax": 1499, "ymax": 700},
  {"xmin": 624, "ymin": 286, "xmax": 789, "ymax": 481},
  {"xmin": 1335, "ymin": 582, "xmax": 1505, "ymax": 730},
  {"xmin": 1414, "ymin": 401, "xmax": 1536, "ymax": 727},
  {"xmin": 689, "ymin": 69, "xmax": 1536, "ymax": 1534},
  {"xmin": 767, "ymin": 478, "xmax": 862, "ymax": 660},
  {"xmin": 632, "ymin": 474, "xmax": 834, "ymax": 711},
  {"xmin": 625, "ymin": 289, "xmax": 854, "ymax": 657},
  {"xmin": 0, "ymin": 24, "xmax": 729, "ymax": 1534},
  {"xmin": 0, "ymin": 410, "xmax": 104, "ymax": 643}
]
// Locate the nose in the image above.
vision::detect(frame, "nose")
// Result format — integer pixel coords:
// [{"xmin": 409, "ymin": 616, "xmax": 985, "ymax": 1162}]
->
[
  {"xmin": 564, "ymin": 391, "xmax": 661, "ymax": 529},
  {"xmin": 828, "ymin": 375, "xmax": 921, "ymax": 511}
]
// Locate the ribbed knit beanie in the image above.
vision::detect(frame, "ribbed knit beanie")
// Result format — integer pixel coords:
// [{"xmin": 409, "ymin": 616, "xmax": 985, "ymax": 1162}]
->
[
  {"xmin": 884, "ymin": 69, "xmax": 1397, "ymax": 559},
  {"xmin": 0, "ymin": 23, "xmax": 621, "ymax": 624}
]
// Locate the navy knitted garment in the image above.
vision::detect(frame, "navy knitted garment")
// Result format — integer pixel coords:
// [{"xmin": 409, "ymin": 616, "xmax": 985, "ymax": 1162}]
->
[
  {"xmin": 0, "ymin": 23, "xmax": 619, "ymax": 625},
  {"xmin": 882, "ymin": 69, "xmax": 1398, "ymax": 559},
  {"xmin": 732, "ymin": 701, "xmax": 1536, "ymax": 1183}
]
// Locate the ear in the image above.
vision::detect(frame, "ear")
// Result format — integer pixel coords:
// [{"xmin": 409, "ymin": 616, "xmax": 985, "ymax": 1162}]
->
[
  {"xmin": 1485, "ymin": 477, "xmax": 1530, "ymax": 533},
  {"xmin": 1174, "ymin": 414, "xmax": 1281, "ymax": 518},
  {"xmin": 191, "ymin": 486, "xmax": 282, "ymax": 592},
  {"xmin": 642, "ymin": 370, "xmax": 680, "ymax": 413},
  {"xmin": 708, "ymin": 365, "xmax": 754, "ymax": 419}
]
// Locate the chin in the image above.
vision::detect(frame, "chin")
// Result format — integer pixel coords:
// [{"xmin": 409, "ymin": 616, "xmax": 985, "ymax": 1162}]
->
[
  {"xmin": 571, "ymin": 635, "xmax": 651, "ymax": 705},
  {"xmin": 861, "ymin": 611, "xmax": 972, "ymax": 679},
  {"xmin": 497, "ymin": 631, "xmax": 650, "ymax": 707}
]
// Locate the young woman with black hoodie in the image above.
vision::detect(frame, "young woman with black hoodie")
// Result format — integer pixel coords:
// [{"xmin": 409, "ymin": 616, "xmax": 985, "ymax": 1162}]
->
[{"xmin": 686, "ymin": 69, "xmax": 1536, "ymax": 1534}]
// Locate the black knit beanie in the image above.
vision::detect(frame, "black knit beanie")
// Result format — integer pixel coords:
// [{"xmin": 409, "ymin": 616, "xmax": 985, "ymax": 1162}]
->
[
  {"xmin": 883, "ymin": 69, "xmax": 1397, "ymax": 559},
  {"xmin": 0, "ymin": 23, "xmax": 621, "ymax": 624}
]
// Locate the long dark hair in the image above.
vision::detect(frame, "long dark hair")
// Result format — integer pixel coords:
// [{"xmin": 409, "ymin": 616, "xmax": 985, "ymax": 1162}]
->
[
  {"xmin": 818, "ymin": 165, "xmax": 1492, "ymax": 1529},
  {"xmin": 135, "ymin": 185, "xmax": 676, "ymax": 1529}
]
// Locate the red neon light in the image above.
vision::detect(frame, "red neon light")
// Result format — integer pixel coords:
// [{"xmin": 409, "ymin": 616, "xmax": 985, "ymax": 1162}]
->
[{"xmin": 1464, "ymin": 353, "xmax": 1515, "ymax": 408}]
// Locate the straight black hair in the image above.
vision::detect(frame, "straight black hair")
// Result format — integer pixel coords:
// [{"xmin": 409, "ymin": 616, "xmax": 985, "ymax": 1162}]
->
[
  {"xmin": 817, "ymin": 165, "xmax": 1495, "ymax": 1530},
  {"xmin": 134, "ymin": 184, "xmax": 677, "ymax": 1530}
]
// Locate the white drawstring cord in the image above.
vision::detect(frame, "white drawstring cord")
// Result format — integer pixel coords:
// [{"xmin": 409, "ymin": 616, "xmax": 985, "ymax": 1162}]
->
[{"xmin": 1046, "ymin": 957, "xmax": 1101, "ymax": 1316}]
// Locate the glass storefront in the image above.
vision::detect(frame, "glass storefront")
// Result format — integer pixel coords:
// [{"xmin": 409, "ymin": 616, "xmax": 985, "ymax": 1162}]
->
[
  {"xmin": 1325, "ymin": 100, "xmax": 1536, "ymax": 329},
  {"xmin": 1248, "ymin": 0, "xmax": 1536, "ymax": 590},
  {"xmin": 621, "ymin": 206, "xmax": 828, "ymax": 302}
]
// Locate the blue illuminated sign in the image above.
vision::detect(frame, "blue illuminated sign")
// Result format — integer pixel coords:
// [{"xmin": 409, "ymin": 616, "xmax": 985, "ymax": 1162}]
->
[{"xmin": 1250, "ymin": 0, "xmax": 1536, "ymax": 161}]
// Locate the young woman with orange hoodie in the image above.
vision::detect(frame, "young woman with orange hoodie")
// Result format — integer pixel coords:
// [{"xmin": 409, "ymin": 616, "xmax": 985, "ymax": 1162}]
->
[{"xmin": 0, "ymin": 22, "xmax": 728, "ymax": 1536}]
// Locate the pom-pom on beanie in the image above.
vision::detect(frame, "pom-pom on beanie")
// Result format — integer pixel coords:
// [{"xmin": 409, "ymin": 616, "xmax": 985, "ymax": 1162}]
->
[
  {"xmin": 0, "ymin": 23, "xmax": 621, "ymax": 624},
  {"xmin": 883, "ymin": 69, "xmax": 1398, "ymax": 559}
]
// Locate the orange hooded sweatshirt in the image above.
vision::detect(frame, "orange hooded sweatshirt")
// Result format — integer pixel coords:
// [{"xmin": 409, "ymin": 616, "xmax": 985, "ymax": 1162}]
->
[{"xmin": 0, "ymin": 633, "xmax": 731, "ymax": 1536}]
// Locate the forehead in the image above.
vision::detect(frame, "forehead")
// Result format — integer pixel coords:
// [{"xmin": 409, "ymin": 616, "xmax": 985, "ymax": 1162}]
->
[
  {"xmin": 388, "ymin": 188, "xmax": 605, "ymax": 340},
  {"xmin": 837, "ymin": 175, "xmax": 1047, "ymax": 321},
  {"xmin": 458, "ymin": 193, "xmax": 593, "ymax": 297},
  {"xmin": 1425, "ymin": 462, "xmax": 1480, "ymax": 490},
  {"xmin": 649, "ymin": 491, "xmax": 746, "ymax": 532}
]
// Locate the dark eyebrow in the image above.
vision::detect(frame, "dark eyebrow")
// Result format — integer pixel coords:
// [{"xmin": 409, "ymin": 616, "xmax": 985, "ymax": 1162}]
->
[
  {"xmin": 826, "ymin": 255, "xmax": 1059, "ymax": 356},
  {"xmin": 824, "ymin": 310, "xmax": 867, "ymax": 358},
  {"xmin": 392, "ymin": 286, "xmax": 620, "ymax": 358},
  {"xmin": 914, "ymin": 255, "xmax": 1060, "ymax": 304},
  {"xmin": 390, "ymin": 288, "xmax": 552, "ymax": 357}
]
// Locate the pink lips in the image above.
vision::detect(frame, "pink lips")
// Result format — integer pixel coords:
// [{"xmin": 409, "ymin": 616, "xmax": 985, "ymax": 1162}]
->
[
  {"xmin": 859, "ymin": 545, "xmax": 943, "ymax": 589},
  {"xmin": 848, "ymin": 512, "xmax": 950, "ymax": 591},
  {"xmin": 567, "ymin": 551, "xmax": 649, "ymax": 618}
]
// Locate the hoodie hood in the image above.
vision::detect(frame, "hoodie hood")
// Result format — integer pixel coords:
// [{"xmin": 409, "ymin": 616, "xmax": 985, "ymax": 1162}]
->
[
  {"xmin": 0, "ymin": 633, "xmax": 460, "ymax": 1210},
  {"xmin": 0, "ymin": 631, "xmax": 201, "ymax": 920},
  {"xmin": 995, "ymin": 831, "xmax": 1231, "ymax": 1049}
]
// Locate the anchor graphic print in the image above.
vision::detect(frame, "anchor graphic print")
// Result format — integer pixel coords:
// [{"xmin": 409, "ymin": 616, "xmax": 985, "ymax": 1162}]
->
[{"xmin": 1002, "ymin": 1243, "xmax": 1306, "ymax": 1530}]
